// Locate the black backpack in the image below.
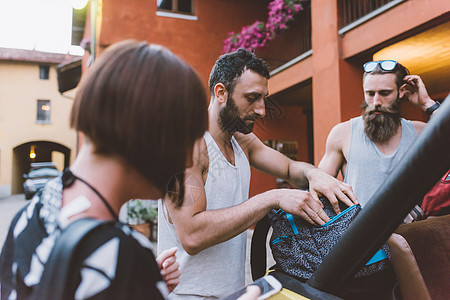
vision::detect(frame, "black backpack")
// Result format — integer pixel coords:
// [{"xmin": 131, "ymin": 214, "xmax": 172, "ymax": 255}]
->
[
  {"xmin": 32, "ymin": 218, "xmax": 114, "ymax": 300},
  {"xmin": 269, "ymin": 198, "xmax": 391, "ymax": 281}
]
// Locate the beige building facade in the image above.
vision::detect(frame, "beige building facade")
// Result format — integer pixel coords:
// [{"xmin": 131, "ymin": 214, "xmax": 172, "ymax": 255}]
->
[{"xmin": 0, "ymin": 48, "xmax": 81, "ymax": 197}]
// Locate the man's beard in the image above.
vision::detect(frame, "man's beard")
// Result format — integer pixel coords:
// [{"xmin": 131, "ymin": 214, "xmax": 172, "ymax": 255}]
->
[
  {"xmin": 218, "ymin": 94, "xmax": 259, "ymax": 134},
  {"xmin": 361, "ymin": 100, "xmax": 401, "ymax": 143}
]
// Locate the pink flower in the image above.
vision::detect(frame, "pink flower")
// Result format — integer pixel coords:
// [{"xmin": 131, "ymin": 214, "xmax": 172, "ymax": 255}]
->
[{"xmin": 222, "ymin": 0, "xmax": 303, "ymax": 53}]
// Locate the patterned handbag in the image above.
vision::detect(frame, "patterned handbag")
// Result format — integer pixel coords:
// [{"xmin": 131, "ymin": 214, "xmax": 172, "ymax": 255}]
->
[{"xmin": 269, "ymin": 197, "xmax": 391, "ymax": 281}]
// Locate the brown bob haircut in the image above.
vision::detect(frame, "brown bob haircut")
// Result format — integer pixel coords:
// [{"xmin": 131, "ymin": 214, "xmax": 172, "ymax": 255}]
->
[{"xmin": 70, "ymin": 40, "xmax": 208, "ymax": 205}]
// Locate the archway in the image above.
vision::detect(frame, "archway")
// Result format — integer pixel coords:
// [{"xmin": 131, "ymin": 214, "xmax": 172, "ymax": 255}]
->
[{"xmin": 12, "ymin": 141, "xmax": 71, "ymax": 194}]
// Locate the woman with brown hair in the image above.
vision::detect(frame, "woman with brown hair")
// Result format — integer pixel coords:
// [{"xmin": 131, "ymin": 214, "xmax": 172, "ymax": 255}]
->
[{"xmin": 0, "ymin": 40, "xmax": 208, "ymax": 299}]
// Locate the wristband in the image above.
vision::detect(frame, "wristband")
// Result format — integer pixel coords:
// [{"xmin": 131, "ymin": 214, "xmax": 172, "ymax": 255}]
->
[{"xmin": 425, "ymin": 101, "xmax": 440, "ymax": 116}]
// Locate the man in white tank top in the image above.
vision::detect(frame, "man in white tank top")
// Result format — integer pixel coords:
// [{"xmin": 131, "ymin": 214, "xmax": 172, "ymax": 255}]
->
[
  {"xmin": 158, "ymin": 49, "xmax": 358, "ymax": 299},
  {"xmin": 319, "ymin": 60, "xmax": 440, "ymax": 207}
]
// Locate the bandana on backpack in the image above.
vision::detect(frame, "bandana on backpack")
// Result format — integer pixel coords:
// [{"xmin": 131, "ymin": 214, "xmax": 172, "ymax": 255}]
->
[{"xmin": 269, "ymin": 197, "xmax": 391, "ymax": 281}]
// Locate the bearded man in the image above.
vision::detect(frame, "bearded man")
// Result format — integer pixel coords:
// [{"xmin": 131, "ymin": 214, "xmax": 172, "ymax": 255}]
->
[
  {"xmin": 319, "ymin": 60, "xmax": 440, "ymax": 207},
  {"xmin": 158, "ymin": 49, "xmax": 357, "ymax": 299}
]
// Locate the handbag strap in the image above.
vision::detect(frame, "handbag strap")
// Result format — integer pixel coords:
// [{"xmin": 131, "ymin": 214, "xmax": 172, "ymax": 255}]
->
[{"xmin": 286, "ymin": 213, "xmax": 299, "ymax": 234}]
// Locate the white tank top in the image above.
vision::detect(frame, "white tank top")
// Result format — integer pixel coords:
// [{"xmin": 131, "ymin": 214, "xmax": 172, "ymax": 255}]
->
[
  {"xmin": 158, "ymin": 131, "xmax": 251, "ymax": 299},
  {"xmin": 345, "ymin": 117, "xmax": 418, "ymax": 207}
]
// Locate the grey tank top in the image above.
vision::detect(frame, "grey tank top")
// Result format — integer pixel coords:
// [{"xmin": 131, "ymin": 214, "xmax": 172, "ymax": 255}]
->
[
  {"xmin": 157, "ymin": 131, "xmax": 251, "ymax": 299},
  {"xmin": 344, "ymin": 117, "xmax": 417, "ymax": 207}
]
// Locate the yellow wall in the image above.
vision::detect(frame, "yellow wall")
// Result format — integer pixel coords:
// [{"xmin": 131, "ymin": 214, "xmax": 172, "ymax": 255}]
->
[{"xmin": 0, "ymin": 60, "xmax": 77, "ymax": 196}]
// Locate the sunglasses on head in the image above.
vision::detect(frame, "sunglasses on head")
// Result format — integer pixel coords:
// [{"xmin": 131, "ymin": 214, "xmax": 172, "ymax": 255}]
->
[{"xmin": 363, "ymin": 60, "xmax": 398, "ymax": 73}]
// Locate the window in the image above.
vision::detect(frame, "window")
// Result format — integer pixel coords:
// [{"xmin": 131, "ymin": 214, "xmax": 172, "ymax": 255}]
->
[
  {"xmin": 39, "ymin": 65, "xmax": 50, "ymax": 80},
  {"xmin": 157, "ymin": 0, "xmax": 193, "ymax": 14},
  {"xmin": 37, "ymin": 100, "xmax": 51, "ymax": 123}
]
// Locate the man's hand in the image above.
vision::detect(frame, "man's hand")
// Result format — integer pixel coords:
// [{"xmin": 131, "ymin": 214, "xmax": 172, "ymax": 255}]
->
[
  {"xmin": 263, "ymin": 188, "xmax": 330, "ymax": 226},
  {"xmin": 401, "ymin": 75, "xmax": 435, "ymax": 111},
  {"xmin": 305, "ymin": 168, "xmax": 358, "ymax": 214},
  {"xmin": 156, "ymin": 247, "xmax": 180, "ymax": 293}
]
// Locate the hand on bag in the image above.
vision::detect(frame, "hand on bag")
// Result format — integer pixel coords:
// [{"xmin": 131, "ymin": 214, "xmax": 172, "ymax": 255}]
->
[
  {"xmin": 265, "ymin": 188, "xmax": 330, "ymax": 226},
  {"xmin": 305, "ymin": 168, "xmax": 357, "ymax": 214}
]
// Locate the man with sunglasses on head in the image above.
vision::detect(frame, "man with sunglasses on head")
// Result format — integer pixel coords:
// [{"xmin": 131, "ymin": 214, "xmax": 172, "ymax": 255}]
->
[{"xmin": 319, "ymin": 60, "xmax": 440, "ymax": 208}]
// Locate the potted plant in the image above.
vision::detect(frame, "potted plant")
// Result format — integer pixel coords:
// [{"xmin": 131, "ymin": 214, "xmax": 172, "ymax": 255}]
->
[{"xmin": 126, "ymin": 199, "xmax": 158, "ymax": 241}]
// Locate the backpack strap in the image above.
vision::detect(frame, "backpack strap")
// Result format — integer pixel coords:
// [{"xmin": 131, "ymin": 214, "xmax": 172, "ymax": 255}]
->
[
  {"xmin": 250, "ymin": 215, "xmax": 271, "ymax": 281},
  {"xmin": 365, "ymin": 249, "xmax": 387, "ymax": 265},
  {"xmin": 285, "ymin": 213, "xmax": 299, "ymax": 234},
  {"xmin": 32, "ymin": 218, "xmax": 113, "ymax": 300}
]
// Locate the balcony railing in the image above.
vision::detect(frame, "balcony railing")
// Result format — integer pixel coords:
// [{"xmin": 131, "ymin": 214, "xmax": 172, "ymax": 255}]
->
[
  {"xmin": 338, "ymin": 0, "xmax": 406, "ymax": 32},
  {"xmin": 260, "ymin": 0, "xmax": 407, "ymax": 72},
  {"xmin": 297, "ymin": 3, "xmax": 312, "ymax": 55},
  {"xmin": 257, "ymin": 1, "xmax": 311, "ymax": 71}
]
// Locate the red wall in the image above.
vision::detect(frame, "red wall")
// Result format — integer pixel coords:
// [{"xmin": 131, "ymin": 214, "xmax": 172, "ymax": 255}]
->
[
  {"xmin": 98, "ymin": 0, "xmax": 270, "ymax": 89},
  {"xmin": 285, "ymin": 0, "xmax": 447, "ymax": 164},
  {"xmin": 250, "ymin": 106, "xmax": 308, "ymax": 196},
  {"xmin": 91, "ymin": 0, "xmax": 439, "ymax": 199}
]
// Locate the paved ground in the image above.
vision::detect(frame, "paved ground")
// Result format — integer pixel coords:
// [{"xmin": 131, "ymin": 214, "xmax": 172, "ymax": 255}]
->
[
  {"xmin": 0, "ymin": 194, "xmax": 28, "ymax": 248},
  {"xmin": 0, "ymin": 194, "xmax": 275, "ymax": 284}
]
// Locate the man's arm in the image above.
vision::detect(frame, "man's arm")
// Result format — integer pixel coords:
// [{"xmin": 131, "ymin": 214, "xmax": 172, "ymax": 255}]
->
[
  {"xmin": 236, "ymin": 132, "xmax": 357, "ymax": 214},
  {"xmin": 401, "ymin": 75, "xmax": 438, "ymax": 135},
  {"xmin": 163, "ymin": 138, "xmax": 330, "ymax": 255},
  {"xmin": 318, "ymin": 122, "xmax": 350, "ymax": 177}
]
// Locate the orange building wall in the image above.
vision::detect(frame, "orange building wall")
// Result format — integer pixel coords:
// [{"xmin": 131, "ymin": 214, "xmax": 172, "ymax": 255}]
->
[
  {"xmin": 311, "ymin": 0, "xmax": 342, "ymax": 164},
  {"xmin": 86, "ymin": 0, "xmax": 444, "ymax": 198},
  {"xmin": 307, "ymin": 0, "xmax": 444, "ymax": 164},
  {"xmin": 269, "ymin": 56, "xmax": 313, "ymax": 95},
  {"xmin": 338, "ymin": 60, "xmax": 366, "ymax": 121},
  {"xmin": 250, "ymin": 106, "xmax": 308, "ymax": 196},
  {"xmin": 98, "ymin": 0, "xmax": 270, "ymax": 88},
  {"xmin": 340, "ymin": 1, "xmax": 450, "ymax": 59}
]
